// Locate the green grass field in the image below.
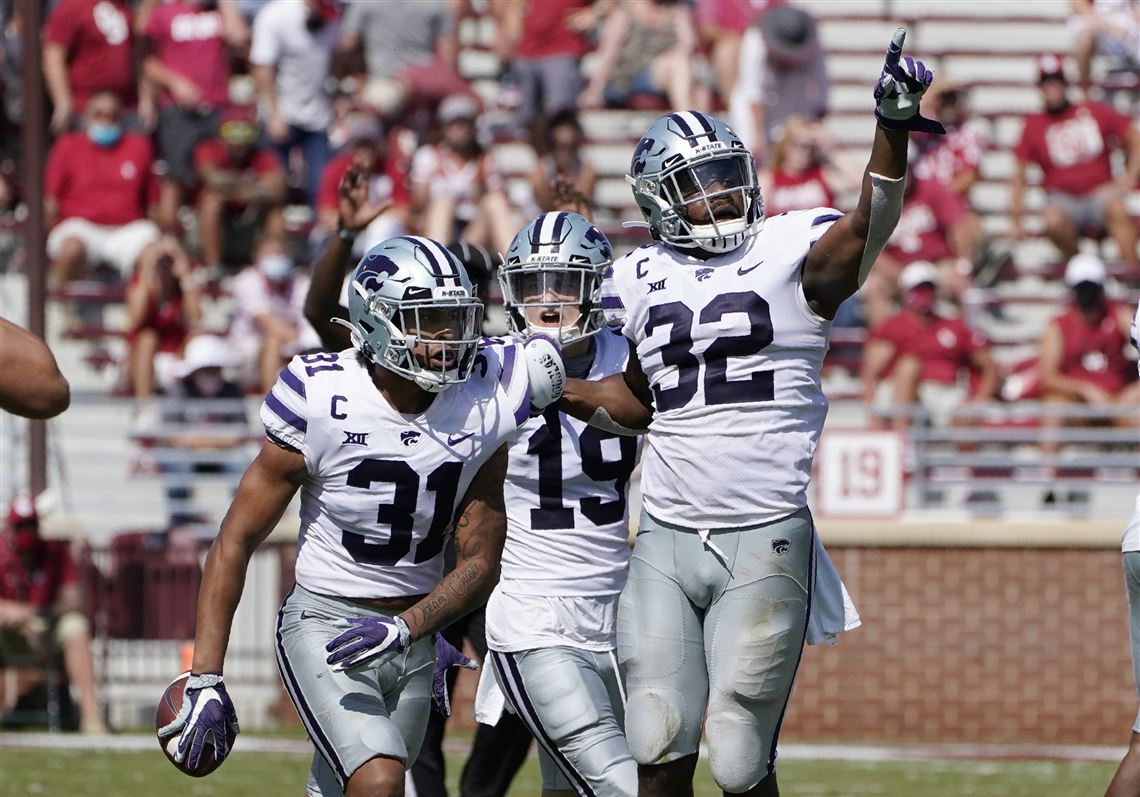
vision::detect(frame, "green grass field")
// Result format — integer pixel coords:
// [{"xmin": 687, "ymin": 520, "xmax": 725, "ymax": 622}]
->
[{"xmin": 0, "ymin": 747, "xmax": 1116, "ymax": 797}]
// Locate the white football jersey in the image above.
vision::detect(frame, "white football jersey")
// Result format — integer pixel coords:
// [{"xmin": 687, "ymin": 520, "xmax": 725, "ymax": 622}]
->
[
  {"xmin": 500, "ymin": 328, "xmax": 641, "ymax": 596},
  {"xmin": 260, "ymin": 343, "xmax": 531, "ymax": 598},
  {"xmin": 600, "ymin": 208, "xmax": 840, "ymax": 528}
]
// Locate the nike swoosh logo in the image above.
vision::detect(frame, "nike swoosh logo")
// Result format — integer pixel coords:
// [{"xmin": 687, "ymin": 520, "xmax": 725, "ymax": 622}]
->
[
  {"xmin": 738, "ymin": 261, "xmax": 764, "ymax": 276},
  {"xmin": 448, "ymin": 432, "xmax": 474, "ymax": 446}
]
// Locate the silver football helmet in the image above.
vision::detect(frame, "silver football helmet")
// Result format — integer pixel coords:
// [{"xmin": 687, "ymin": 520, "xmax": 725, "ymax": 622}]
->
[
  {"xmin": 628, "ymin": 110, "xmax": 763, "ymax": 255},
  {"xmin": 500, "ymin": 211, "xmax": 612, "ymax": 345},
  {"xmin": 346, "ymin": 236, "xmax": 484, "ymax": 392}
]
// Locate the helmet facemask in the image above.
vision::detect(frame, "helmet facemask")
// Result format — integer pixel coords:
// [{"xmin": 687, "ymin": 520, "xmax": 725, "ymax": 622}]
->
[
  {"xmin": 500, "ymin": 262, "xmax": 605, "ymax": 346},
  {"xmin": 639, "ymin": 151, "xmax": 762, "ymax": 255},
  {"xmin": 349, "ymin": 282, "xmax": 484, "ymax": 393}
]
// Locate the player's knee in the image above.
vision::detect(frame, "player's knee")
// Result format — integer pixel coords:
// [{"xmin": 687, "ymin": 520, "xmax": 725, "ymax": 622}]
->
[
  {"xmin": 706, "ymin": 735, "xmax": 772, "ymax": 795},
  {"xmin": 345, "ymin": 756, "xmax": 405, "ymax": 797},
  {"xmin": 625, "ymin": 689, "xmax": 685, "ymax": 764}
]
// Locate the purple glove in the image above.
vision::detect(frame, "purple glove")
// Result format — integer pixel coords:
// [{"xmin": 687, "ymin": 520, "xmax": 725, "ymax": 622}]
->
[
  {"xmin": 431, "ymin": 633, "xmax": 478, "ymax": 716},
  {"xmin": 873, "ymin": 28, "xmax": 946, "ymax": 135},
  {"xmin": 158, "ymin": 673, "xmax": 240, "ymax": 771},
  {"xmin": 325, "ymin": 615, "xmax": 411, "ymax": 672}
]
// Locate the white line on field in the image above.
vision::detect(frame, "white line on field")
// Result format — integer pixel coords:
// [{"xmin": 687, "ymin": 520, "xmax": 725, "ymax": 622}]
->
[{"xmin": 0, "ymin": 734, "xmax": 1123, "ymax": 763}]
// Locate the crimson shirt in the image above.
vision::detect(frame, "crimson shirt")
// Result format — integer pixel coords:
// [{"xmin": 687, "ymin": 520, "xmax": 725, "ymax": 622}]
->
[
  {"xmin": 1014, "ymin": 102, "xmax": 1132, "ymax": 196},
  {"xmin": 515, "ymin": 0, "xmax": 590, "ymax": 58},
  {"xmin": 316, "ymin": 150, "xmax": 410, "ymax": 214},
  {"xmin": 1051, "ymin": 303, "xmax": 1135, "ymax": 393},
  {"xmin": 0, "ymin": 538, "xmax": 78, "ymax": 611},
  {"xmin": 765, "ymin": 165, "xmax": 834, "ymax": 216},
  {"xmin": 144, "ymin": 1, "xmax": 230, "ymax": 108},
  {"xmin": 45, "ymin": 132, "xmax": 158, "ymax": 226},
  {"xmin": 882, "ymin": 177, "xmax": 966, "ymax": 265},
  {"xmin": 869, "ymin": 311, "xmax": 986, "ymax": 385},
  {"xmin": 44, "ymin": 0, "xmax": 135, "ymax": 109},
  {"xmin": 193, "ymin": 138, "xmax": 283, "ymax": 207}
]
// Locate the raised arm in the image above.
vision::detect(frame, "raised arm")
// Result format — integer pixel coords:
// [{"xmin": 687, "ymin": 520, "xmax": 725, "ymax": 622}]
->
[
  {"xmin": 802, "ymin": 29, "xmax": 944, "ymax": 319},
  {"xmin": 304, "ymin": 165, "xmax": 392, "ymax": 349},
  {"xmin": 0, "ymin": 317, "xmax": 70, "ymax": 419}
]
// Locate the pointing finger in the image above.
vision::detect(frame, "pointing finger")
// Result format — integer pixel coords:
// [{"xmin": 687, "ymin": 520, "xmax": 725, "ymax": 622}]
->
[{"xmin": 885, "ymin": 27, "xmax": 906, "ymax": 67}]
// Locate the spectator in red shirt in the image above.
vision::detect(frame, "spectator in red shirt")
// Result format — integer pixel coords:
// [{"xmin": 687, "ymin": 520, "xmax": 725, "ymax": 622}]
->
[
  {"xmin": 45, "ymin": 90, "xmax": 162, "ymax": 285},
  {"xmin": 861, "ymin": 261, "xmax": 998, "ymax": 429},
  {"xmin": 42, "ymin": 0, "xmax": 136, "ymax": 133},
  {"xmin": 141, "ymin": 0, "xmax": 248, "ymax": 230},
  {"xmin": 492, "ymin": 0, "xmax": 594, "ymax": 148},
  {"xmin": 125, "ymin": 238, "xmax": 203, "ymax": 400},
  {"xmin": 314, "ymin": 111, "xmax": 410, "ymax": 256},
  {"xmin": 911, "ymin": 79, "xmax": 985, "ymax": 201},
  {"xmin": 760, "ymin": 115, "xmax": 859, "ymax": 217},
  {"xmin": 1039, "ymin": 253, "xmax": 1138, "ymax": 407},
  {"xmin": 1011, "ymin": 54, "xmax": 1139, "ymax": 271},
  {"xmin": 0, "ymin": 496, "xmax": 106, "ymax": 734},
  {"xmin": 194, "ymin": 104, "xmax": 286, "ymax": 270}
]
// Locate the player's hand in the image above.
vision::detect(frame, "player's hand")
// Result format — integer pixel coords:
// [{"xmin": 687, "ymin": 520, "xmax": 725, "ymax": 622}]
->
[
  {"xmin": 157, "ymin": 673, "xmax": 240, "ymax": 771},
  {"xmin": 873, "ymin": 28, "xmax": 945, "ymax": 135},
  {"xmin": 325, "ymin": 615, "xmax": 411, "ymax": 671},
  {"xmin": 522, "ymin": 333, "xmax": 566, "ymax": 411},
  {"xmin": 431, "ymin": 634, "xmax": 478, "ymax": 717},
  {"xmin": 338, "ymin": 164, "xmax": 393, "ymax": 234}
]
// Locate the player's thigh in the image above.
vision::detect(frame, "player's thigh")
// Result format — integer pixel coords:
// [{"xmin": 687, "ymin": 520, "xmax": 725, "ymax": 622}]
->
[
  {"xmin": 617, "ymin": 531, "xmax": 708, "ymax": 766},
  {"xmin": 275, "ymin": 586, "xmax": 429, "ymax": 792},
  {"xmin": 491, "ymin": 646, "xmax": 634, "ymax": 797},
  {"xmin": 1125, "ymin": 546, "xmax": 1140, "ymax": 717},
  {"xmin": 703, "ymin": 513, "xmax": 813, "ymax": 792}
]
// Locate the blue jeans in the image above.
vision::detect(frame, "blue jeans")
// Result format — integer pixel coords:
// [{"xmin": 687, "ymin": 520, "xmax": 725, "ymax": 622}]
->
[{"xmin": 270, "ymin": 125, "xmax": 331, "ymax": 206}]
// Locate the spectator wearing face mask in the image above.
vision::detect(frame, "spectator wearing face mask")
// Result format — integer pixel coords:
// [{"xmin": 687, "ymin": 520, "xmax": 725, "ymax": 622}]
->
[
  {"xmin": 157, "ymin": 335, "xmax": 249, "ymax": 527},
  {"xmin": 1039, "ymin": 253, "xmax": 1139, "ymax": 409},
  {"xmin": 228, "ymin": 232, "xmax": 321, "ymax": 391},
  {"xmin": 44, "ymin": 90, "xmax": 162, "ymax": 285},
  {"xmin": 194, "ymin": 104, "xmax": 286, "ymax": 271},
  {"xmin": 1011, "ymin": 54, "xmax": 1139, "ymax": 271},
  {"xmin": 0, "ymin": 496, "xmax": 106, "ymax": 734},
  {"xmin": 409, "ymin": 94, "xmax": 519, "ymax": 254},
  {"xmin": 861, "ymin": 261, "xmax": 998, "ymax": 429}
]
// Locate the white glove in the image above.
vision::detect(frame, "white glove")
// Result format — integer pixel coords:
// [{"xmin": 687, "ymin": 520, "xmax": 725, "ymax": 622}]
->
[{"xmin": 522, "ymin": 334, "xmax": 565, "ymax": 411}]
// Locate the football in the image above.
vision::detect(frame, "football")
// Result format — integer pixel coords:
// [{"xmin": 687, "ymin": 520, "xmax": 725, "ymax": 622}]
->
[{"xmin": 155, "ymin": 672, "xmax": 224, "ymax": 778}]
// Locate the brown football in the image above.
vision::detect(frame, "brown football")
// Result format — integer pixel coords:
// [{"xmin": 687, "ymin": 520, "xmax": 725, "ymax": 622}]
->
[{"xmin": 155, "ymin": 672, "xmax": 225, "ymax": 778}]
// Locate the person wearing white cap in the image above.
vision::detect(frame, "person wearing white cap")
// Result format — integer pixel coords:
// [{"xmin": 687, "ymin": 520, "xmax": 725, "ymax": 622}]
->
[
  {"xmin": 862, "ymin": 261, "xmax": 997, "ymax": 429},
  {"xmin": 160, "ymin": 335, "xmax": 249, "ymax": 527},
  {"xmin": 1010, "ymin": 53, "xmax": 1139, "ymax": 271},
  {"xmin": 1038, "ymin": 253, "xmax": 1138, "ymax": 409},
  {"xmin": 408, "ymin": 94, "xmax": 520, "ymax": 254}
]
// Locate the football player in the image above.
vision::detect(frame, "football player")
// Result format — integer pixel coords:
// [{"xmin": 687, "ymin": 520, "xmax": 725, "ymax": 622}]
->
[
  {"xmin": 477, "ymin": 211, "xmax": 642, "ymax": 797},
  {"xmin": 1106, "ymin": 299, "xmax": 1140, "ymax": 797},
  {"xmin": 556, "ymin": 30, "xmax": 940, "ymax": 797},
  {"xmin": 157, "ymin": 236, "xmax": 566, "ymax": 797}
]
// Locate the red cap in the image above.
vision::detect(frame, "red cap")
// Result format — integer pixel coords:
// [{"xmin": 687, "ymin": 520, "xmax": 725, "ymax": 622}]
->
[
  {"xmin": 7, "ymin": 495, "xmax": 37, "ymax": 527},
  {"xmin": 1037, "ymin": 54, "xmax": 1067, "ymax": 83}
]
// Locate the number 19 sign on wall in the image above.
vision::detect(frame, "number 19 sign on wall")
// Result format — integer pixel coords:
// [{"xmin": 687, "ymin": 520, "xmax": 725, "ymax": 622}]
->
[{"xmin": 816, "ymin": 431, "xmax": 904, "ymax": 518}]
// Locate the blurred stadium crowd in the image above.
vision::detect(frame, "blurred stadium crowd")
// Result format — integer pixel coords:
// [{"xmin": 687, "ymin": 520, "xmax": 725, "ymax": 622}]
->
[{"xmin": 0, "ymin": 0, "xmax": 1135, "ymax": 412}]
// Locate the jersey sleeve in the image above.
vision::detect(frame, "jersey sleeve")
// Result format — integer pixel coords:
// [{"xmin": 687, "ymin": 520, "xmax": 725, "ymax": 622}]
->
[
  {"xmin": 599, "ymin": 263, "xmax": 627, "ymax": 328},
  {"xmin": 259, "ymin": 358, "xmax": 310, "ymax": 454},
  {"xmin": 480, "ymin": 338, "xmax": 532, "ymax": 433}
]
